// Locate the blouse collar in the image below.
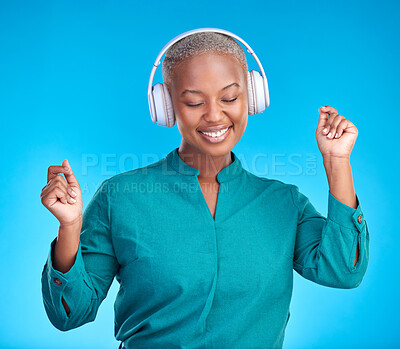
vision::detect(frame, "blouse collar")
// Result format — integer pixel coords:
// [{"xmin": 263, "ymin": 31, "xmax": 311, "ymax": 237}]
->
[{"xmin": 166, "ymin": 147, "xmax": 243, "ymax": 183}]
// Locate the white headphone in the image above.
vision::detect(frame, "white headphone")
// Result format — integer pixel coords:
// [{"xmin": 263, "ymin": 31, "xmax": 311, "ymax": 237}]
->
[{"xmin": 147, "ymin": 27, "xmax": 270, "ymax": 127}]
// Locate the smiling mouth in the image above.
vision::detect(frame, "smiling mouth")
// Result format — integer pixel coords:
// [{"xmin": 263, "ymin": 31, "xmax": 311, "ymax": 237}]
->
[
  {"xmin": 197, "ymin": 125, "xmax": 232, "ymax": 137},
  {"xmin": 197, "ymin": 125, "xmax": 233, "ymax": 143}
]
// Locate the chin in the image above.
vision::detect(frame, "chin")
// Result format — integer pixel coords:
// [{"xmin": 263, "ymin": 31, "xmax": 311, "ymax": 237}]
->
[{"xmin": 194, "ymin": 134, "xmax": 238, "ymax": 157}]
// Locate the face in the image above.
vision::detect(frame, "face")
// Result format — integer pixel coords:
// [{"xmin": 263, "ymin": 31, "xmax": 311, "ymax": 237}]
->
[{"xmin": 168, "ymin": 52, "xmax": 248, "ymax": 158}]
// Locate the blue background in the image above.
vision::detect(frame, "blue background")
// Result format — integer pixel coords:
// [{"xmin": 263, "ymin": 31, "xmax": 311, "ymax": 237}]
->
[{"xmin": 0, "ymin": 0, "xmax": 398, "ymax": 348}]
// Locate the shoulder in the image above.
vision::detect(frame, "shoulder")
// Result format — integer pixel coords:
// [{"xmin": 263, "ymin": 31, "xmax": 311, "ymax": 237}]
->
[{"xmin": 239, "ymin": 169, "xmax": 299, "ymax": 214}]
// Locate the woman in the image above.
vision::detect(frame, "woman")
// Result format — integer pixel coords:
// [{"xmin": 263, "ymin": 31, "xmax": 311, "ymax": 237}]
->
[{"xmin": 40, "ymin": 31, "xmax": 369, "ymax": 348}]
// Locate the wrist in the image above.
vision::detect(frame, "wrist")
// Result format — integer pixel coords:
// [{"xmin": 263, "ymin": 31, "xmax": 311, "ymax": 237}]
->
[
  {"xmin": 59, "ymin": 215, "xmax": 83, "ymax": 229},
  {"xmin": 323, "ymin": 155, "xmax": 351, "ymax": 171},
  {"xmin": 323, "ymin": 154, "xmax": 350, "ymax": 164},
  {"xmin": 59, "ymin": 215, "xmax": 83, "ymax": 238}
]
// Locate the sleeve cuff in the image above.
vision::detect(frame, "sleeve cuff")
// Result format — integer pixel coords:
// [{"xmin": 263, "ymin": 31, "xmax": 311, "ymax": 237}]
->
[
  {"xmin": 327, "ymin": 190, "xmax": 365, "ymax": 233},
  {"xmin": 45, "ymin": 236, "xmax": 84, "ymax": 291}
]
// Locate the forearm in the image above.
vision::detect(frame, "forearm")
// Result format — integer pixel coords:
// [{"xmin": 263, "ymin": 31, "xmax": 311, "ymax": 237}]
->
[
  {"xmin": 323, "ymin": 156, "xmax": 357, "ymax": 209},
  {"xmin": 52, "ymin": 218, "xmax": 82, "ymax": 274}
]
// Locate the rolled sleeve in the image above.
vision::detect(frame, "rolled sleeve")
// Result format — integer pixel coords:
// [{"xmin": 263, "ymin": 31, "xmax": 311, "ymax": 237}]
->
[
  {"xmin": 46, "ymin": 237, "xmax": 84, "ymax": 284},
  {"xmin": 327, "ymin": 190, "xmax": 366, "ymax": 234},
  {"xmin": 41, "ymin": 237, "xmax": 86, "ymax": 325}
]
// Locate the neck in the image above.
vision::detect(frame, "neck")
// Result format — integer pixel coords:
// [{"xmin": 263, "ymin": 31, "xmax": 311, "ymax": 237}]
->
[{"xmin": 178, "ymin": 142, "xmax": 233, "ymax": 181}]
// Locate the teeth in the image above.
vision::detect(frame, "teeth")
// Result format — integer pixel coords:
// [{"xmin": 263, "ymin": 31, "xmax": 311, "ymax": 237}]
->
[{"xmin": 200, "ymin": 127, "xmax": 230, "ymax": 137}]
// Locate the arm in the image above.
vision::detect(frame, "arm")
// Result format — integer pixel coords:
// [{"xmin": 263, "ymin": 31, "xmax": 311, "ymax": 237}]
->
[
  {"xmin": 292, "ymin": 105, "xmax": 370, "ymax": 288},
  {"xmin": 323, "ymin": 156, "xmax": 359, "ymax": 266},
  {"xmin": 41, "ymin": 179, "xmax": 119, "ymax": 331},
  {"xmin": 306, "ymin": 104, "xmax": 369, "ymax": 281}
]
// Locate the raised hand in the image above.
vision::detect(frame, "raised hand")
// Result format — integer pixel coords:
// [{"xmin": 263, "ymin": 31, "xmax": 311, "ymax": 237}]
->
[
  {"xmin": 40, "ymin": 159, "xmax": 83, "ymax": 227},
  {"xmin": 316, "ymin": 106, "xmax": 358, "ymax": 160}
]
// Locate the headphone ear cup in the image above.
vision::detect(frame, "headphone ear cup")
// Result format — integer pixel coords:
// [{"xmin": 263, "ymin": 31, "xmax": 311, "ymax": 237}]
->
[
  {"xmin": 247, "ymin": 71, "xmax": 256, "ymax": 115},
  {"xmin": 152, "ymin": 83, "xmax": 166, "ymax": 126},
  {"xmin": 247, "ymin": 70, "xmax": 266, "ymax": 115},
  {"xmin": 161, "ymin": 84, "xmax": 175, "ymax": 127},
  {"xmin": 152, "ymin": 83, "xmax": 175, "ymax": 127}
]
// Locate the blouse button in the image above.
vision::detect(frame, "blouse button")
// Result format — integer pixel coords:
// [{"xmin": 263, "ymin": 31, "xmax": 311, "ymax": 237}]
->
[
  {"xmin": 357, "ymin": 214, "xmax": 363, "ymax": 224},
  {"xmin": 54, "ymin": 278, "xmax": 62, "ymax": 285}
]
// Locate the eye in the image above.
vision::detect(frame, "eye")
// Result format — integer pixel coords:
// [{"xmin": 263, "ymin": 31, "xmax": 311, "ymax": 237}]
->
[
  {"xmin": 223, "ymin": 97, "xmax": 238, "ymax": 103},
  {"xmin": 186, "ymin": 97, "xmax": 237, "ymax": 108}
]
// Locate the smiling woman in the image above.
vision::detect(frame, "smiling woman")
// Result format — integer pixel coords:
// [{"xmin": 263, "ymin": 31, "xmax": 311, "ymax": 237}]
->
[
  {"xmin": 162, "ymin": 31, "xmax": 249, "ymax": 161},
  {"xmin": 41, "ymin": 28, "xmax": 370, "ymax": 349},
  {"xmin": 160, "ymin": 34, "xmax": 251, "ymax": 225}
]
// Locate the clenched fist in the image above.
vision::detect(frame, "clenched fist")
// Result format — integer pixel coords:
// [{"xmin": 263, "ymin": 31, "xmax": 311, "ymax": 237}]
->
[{"xmin": 40, "ymin": 159, "xmax": 83, "ymax": 227}]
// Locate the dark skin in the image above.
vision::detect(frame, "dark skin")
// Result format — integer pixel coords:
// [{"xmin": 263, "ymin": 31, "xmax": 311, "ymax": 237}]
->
[{"xmin": 168, "ymin": 51, "xmax": 248, "ymax": 218}]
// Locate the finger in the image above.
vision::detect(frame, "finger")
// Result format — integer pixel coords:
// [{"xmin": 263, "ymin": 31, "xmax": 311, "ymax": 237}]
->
[
  {"xmin": 61, "ymin": 159, "xmax": 79, "ymax": 187},
  {"xmin": 324, "ymin": 114, "xmax": 344, "ymax": 139},
  {"xmin": 41, "ymin": 174, "xmax": 70, "ymax": 199},
  {"xmin": 51, "ymin": 183, "xmax": 77, "ymax": 205},
  {"xmin": 41, "ymin": 178, "xmax": 53, "ymax": 192},
  {"xmin": 321, "ymin": 105, "xmax": 339, "ymax": 116},
  {"xmin": 47, "ymin": 165, "xmax": 71, "ymax": 183},
  {"xmin": 318, "ymin": 106, "xmax": 338, "ymax": 134},
  {"xmin": 41, "ymin": 186, "xmax": 77, "ymax": 204},
  {"xmin": 42, "ymin": 185, "xmax": 70, "ymax": 205},
  {"xmin": 335, "ymin": 118, "xmax": 356, "ymax": 138},
  {"xmin": 334, "ymin": 119, "xmax": 348, "ymax": 138},
  {"xmin": 42, "ymin": 174, "xmax": 65, "ymax": 193},
  {"xmin": 317, "ymin": 106, "xmax": 329, "ymax": 132},
  {"xmin": 66, "ymin": 193, "xmax": 77, "ymax": 204},
  {"xmin": 41, "ymin": 175, "xmax": 67, "ymax": 198}
]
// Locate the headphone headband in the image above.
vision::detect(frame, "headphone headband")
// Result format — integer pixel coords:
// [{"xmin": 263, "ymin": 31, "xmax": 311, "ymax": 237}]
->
[{"xmin": 148, "ymin": 28, "xmax": 270, "ymax": 123}]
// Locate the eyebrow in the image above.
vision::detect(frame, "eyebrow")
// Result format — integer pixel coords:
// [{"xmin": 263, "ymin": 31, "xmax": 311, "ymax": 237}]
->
[{"xmin": 180, "ymin": 82, "xmax": 240, "ymax": 97}]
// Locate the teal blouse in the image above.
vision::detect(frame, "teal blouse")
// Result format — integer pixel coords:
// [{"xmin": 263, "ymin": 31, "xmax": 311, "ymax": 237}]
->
[{"xmin": 41, "ymin": 147, "xmax": 370, "ymax": 348}]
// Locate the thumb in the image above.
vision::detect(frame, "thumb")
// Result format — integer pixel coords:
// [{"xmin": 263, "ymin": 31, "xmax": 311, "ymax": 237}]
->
[
  {"xmin": 62, "ymin": 159, "xmax": 79, "ymax": 186},
  {"xmin": 317, "ymin": 106, "xmax": 328, "ymax": 132}
]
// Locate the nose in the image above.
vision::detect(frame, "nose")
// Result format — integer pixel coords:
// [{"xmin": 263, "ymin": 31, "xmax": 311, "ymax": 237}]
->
[{"xmin": 203, "ymin": 99, "xmax": 225, "ymax": 123}]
